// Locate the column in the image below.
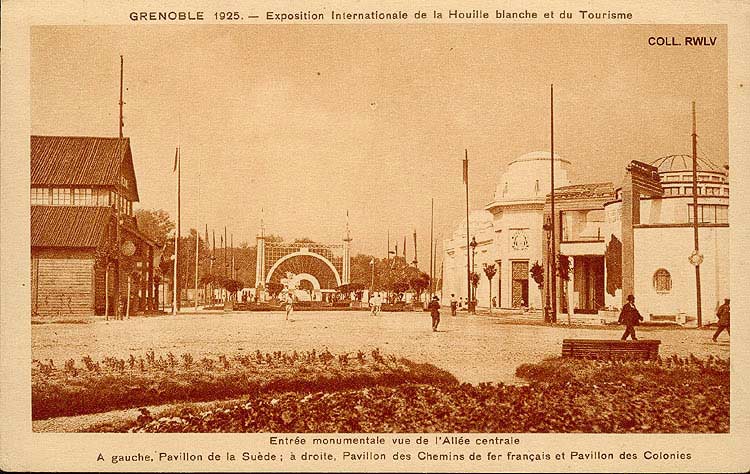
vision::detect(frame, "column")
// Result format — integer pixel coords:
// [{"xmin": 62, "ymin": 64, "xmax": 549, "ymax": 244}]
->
[
  {"xmin": 343, "ymin": 237, "xmax": 352, "ymax": 285},
  {"xmin": 255, "ymin": 235, "xmax": 265, "ymax": 301},
  {"xmin": 621, "ymin": 173, "xmax": 639, "ymax": 306}
]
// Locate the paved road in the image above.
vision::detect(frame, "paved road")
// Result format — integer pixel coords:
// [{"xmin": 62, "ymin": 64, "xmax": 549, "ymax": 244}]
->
[{"xmin": 32, "ymin": 310, "xmax": 730, "ymax": 384}]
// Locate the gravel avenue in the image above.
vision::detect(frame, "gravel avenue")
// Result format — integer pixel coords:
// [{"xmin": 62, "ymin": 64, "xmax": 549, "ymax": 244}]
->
[{"xmin": 32, "ymin": 311, "xmax": 729, "ymax": 385}]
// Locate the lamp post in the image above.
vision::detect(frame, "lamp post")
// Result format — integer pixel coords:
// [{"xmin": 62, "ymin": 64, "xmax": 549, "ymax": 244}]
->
[
  {"xmin": 369, "ymin": 258, "xmax": 375, "ymax": 297},
  {"xmin": 543, "ymin": 218, "xmax": 552, "ymax": 323},
  {"xmin": 470, "ymin": 236, "xmax": 478, "ymax": 314}
]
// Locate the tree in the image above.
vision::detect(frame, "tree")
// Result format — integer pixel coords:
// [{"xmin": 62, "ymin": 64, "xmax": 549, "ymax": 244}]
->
[
  {"xmin": 409, "ymin": 272, "xmax": 430, "ymax": 304},
  {"xmin": 470, "ymin": 272, "xmax": 480, "ymax": 313},
  {"xmin": 220, "ymin": 277, "xmax": 244, "ymax": 300},
  {"xmin": 135, "ymin": 209, "xmax": 174, "ymax": 246},
  {"xmin": 266, "ymin": 282, "xmax": 284, "ymax": 299},
  {"xmin": 530, "ymin": 261, "xmax": 544, "ymax": 315},
  {"xmin": 483, "ymin": 263, "xmax": 497, "ymax": 314},
  {"xmin": 471, "ymin": 271, "xmax": 480, "ymax": 291}
]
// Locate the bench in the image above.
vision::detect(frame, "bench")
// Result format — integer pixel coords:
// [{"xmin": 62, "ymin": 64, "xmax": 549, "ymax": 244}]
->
[{"xmin": 562, "ymin": 339, "xmax": 661, "ymax": 360}]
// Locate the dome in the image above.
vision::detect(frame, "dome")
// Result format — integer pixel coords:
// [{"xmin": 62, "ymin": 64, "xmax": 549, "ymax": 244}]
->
[
  {"xmin": 492, "ymin": 151, "xmax": 571, "ymax": 204},
  {"xmin": 651, "ymin": 154, "xmax": 727, "ymax": 175},
  {"xmin": 508, "ymin": 150, "xmax": 572, "ymax": 166}
]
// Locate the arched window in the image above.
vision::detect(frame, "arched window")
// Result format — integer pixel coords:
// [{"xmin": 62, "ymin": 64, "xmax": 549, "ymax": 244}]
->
[
  {"xmin": 534, "ymin": 180, "xmax": 540, "ymax": 195},
  {"xmin": 653, "ymin": 269, "xmax": 672, "ymax": 293},
  {"xmin": 502, "ymin": 182, "xmax": 508, "ymax": 196}
]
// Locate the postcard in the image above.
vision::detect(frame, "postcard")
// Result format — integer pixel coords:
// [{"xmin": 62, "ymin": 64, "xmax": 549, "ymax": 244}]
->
[{"xmin": 1, "ymin": 0, "xmax": 749, "ymax": 472}]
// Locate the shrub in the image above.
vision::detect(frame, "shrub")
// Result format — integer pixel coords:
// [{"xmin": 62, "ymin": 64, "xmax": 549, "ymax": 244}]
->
[
  {"xmin": 125, "ymin": 356, "xmax": 728, "ymax": 433},
  {"xmin": 32, "ymin": 349, "xmax": 456, "ymax": 420}
]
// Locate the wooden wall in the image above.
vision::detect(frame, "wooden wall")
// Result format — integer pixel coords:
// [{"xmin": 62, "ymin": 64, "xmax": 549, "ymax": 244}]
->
[{"xmin": 31, "ymin": 249, "xmax": 95, "ymax": 318}]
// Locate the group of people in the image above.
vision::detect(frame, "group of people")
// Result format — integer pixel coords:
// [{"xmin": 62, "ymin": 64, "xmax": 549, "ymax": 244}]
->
[
  {"xmin": 448, "ymin": 294, "xmax": 479, "ymax": 316},
  {"xmin": 368, "ymin": 292, "xmax": 383, "ymax": 316},
  {"xmin": 283, "ymin": 287, "xmax": 730, "ymax": 341}
]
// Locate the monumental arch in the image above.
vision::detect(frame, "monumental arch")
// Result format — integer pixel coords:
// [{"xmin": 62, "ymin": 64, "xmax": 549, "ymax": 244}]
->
[{"xmin": 255, "ymin": 233, "xmax": 351, "ymax": 302}]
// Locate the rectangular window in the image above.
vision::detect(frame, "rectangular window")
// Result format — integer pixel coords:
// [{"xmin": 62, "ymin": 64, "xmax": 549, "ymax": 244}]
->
[
  {"xmin": 73, "ymin": 188, "xmax": 93, "ymax": 205},
  {"xmin": 31, "ymin": 188, "xmax": 50, "ymax": 205},
  {"xmin": 717, "ymin": 206, "xmax": 729, "ymax": 224},
  {"xmin": 689, "ymin": 204, "xmax": 729, "ymax": 224},
  {"xmin": 684, "ymin": 187, "xmax": 693, "ymax": 196},
  {"xmin": 51, "ymin": 188, "xmax": 71, "ymax": 205}
]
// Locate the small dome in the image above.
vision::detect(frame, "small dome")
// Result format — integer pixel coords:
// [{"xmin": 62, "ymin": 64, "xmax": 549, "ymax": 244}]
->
[
  {"xmin": 651, "ymin": 154, "xmax": 726, "ymax": 174},
  {"xmin": 492, "ymin": 151, "xmax": 571, "ymax": 203}
]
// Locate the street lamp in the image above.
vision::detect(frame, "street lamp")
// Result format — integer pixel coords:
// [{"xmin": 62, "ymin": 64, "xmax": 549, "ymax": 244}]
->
[
  {"xmin": 369, "ymin": 258, "xmax": 375, "ymax": 296},
  {"xmin": 542, "ymin": 218, "xmax": 552, "ymax": 323},
  {"xmin": 470, "ymin": 236, "xmax": 478, "ymax": 313}
]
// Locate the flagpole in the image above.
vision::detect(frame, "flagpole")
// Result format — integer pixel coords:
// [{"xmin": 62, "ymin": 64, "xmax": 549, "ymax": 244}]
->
[
  {"xmin": 464, "ymin": 149, "xmax": 471, "ymax": 312},
  {"xmin": 429, "ymin": 198, "xmax": 434, "ymax": 299},
  {"xmin": 172, "ymin": 147, "xmax": 180, "ymax": 315},
  {"xmin": 387, "ymin": 229, "xmax": 390, "ymax": 264},
  {"xmin": 550, "ymin": 84, "xmax": 558, "ymax": 324},
  {"xmin": 691, "ymin": 101, "xmax": 703, "ymax": 327}
]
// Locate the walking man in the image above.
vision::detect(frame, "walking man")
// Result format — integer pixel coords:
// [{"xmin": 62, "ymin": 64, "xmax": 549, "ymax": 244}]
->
[
  {"xmin": 618, "ymin": 294, "xmax": 643, "ymax": 340},
  {"xmin": 713, "ymin": 298, "xmax": 730, "ymax": 342},
  {"xmin": 369, "ymin": 292, "xmax": 377, "ymax": 316},
  {"xmin": 284, "ymin": 290, "xmax": 294, "ymax": 320},
  {"xmin": 374, "ymin": 292, "xmax": 383, "ymax": 316},
  {"xmin": 450, "ymin": 293, "xmax": 458, "ymax": 316},
  {"xmin": 428, "ymin": 296, "xmax": 441, "ymax": 332}
]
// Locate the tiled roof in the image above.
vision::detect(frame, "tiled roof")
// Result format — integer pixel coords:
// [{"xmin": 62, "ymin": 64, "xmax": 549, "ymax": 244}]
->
[
  {"xmin": 31, "ymin": 136, "xmax": 139, "ymax": 200},
  {"xmin": 31, "ymin": 206, "xmax": 111, "ymax": 248},
  {"xmin": 552, "ymin": 182, "xmax": 615, "ymax": 200}
]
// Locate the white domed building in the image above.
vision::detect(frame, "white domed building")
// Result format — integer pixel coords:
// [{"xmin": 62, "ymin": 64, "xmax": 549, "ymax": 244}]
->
[
  {"xmin": 443, "ymin": 151, "xmax": 570, "ymax": 309},
  {"xmin": 598, "ymin": 155, "xmax": 729, "ymax": 324}
]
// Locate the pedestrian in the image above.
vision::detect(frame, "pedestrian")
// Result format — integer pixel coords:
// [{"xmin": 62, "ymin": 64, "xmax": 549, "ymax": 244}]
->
[
  {"xmin": 459, "ymin": 296, "xmax": 464, "ymax": 310},
  {"xmin": 618, "ymin": 294, "xmax": 643, "ymax": 340},
  {"xmin": 284, "ymin": 290, "xmax": 294, "ymax": 320},
  {"xmin": 369, "ymin": 292, "xmax": 377, "ymax": 316},
  {"xmin": 713, "ymin": 298, "xmax": 730, "ymax": 342},
  {"xmin": 450, "ymin": 293, "xmax": 458, "ymax": 316},
  {"xmin": 374, "ymin": 292, "xmax": 383, "ymax": 316},
  {"xmin": 428, "ymin": 296, "xmax": 441, "ymax": 332},
  {"xmin": 492, "ymin": 296, "xmax": 497, "ymax": 308}
]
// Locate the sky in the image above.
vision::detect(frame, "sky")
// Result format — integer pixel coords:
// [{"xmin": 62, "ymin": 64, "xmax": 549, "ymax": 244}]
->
[{"xmin": 31, "ymin": 24, "xmax": 727, "ymax": 264}]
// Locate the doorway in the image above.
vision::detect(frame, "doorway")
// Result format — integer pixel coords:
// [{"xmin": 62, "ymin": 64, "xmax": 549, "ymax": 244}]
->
[
  {"xmin": 573, "ymin": 256, "xmax": 605, "ymax": 313},
  {"xmin": 511, "ymin": 260, "xmax": 529, "ymax": 308}
]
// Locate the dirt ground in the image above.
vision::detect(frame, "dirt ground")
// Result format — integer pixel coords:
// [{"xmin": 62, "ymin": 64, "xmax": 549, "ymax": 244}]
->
[{"xmin": 32, "ymin": 310, "xmax": 730, "ymax": 385}]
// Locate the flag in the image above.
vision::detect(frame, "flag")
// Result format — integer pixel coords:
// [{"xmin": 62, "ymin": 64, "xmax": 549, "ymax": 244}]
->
[
  {"xmin": 462, "ymin": 156, "xmax": 468, "ymax": 184},
  {"xmin": 173, "ymin": 147, "xmax": 180, "ymax": 172}
]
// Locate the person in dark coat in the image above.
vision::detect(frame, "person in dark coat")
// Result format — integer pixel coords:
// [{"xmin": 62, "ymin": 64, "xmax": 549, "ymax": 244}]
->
[
  {"xmin": 713, "ymin": 298, "xmax": 730, "ymax": 342},
  {"xmin": 428, "ymin": 296, "xmax": 441, "ymax": 332},
  {"xmin": 619, "ymin": 294, "xmax": 643, "ymax": 340}
]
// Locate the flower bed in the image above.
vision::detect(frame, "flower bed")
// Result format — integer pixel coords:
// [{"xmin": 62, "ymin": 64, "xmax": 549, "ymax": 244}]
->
[
  {"xmin": 125, "ymin": 354, "xmax": 728, "ymax": 433},
  {"xmin": 32, "ymin": 349, "xmax": 457, "ymax": 420}
]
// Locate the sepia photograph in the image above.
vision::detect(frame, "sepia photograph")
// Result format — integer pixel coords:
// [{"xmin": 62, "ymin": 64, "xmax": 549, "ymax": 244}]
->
[
  {"xmin": 2, "ymin": 2, "xmax": 749, "ymax": 471},
  {"xmin": 27, "ymin": 23, "xmax": 731, "ymax": 436}
]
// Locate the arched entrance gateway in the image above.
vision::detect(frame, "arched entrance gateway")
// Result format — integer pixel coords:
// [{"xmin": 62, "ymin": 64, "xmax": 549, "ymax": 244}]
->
[{"xmin": 255, "ymin": 234, "xmax": 351, "ymax": 303}]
